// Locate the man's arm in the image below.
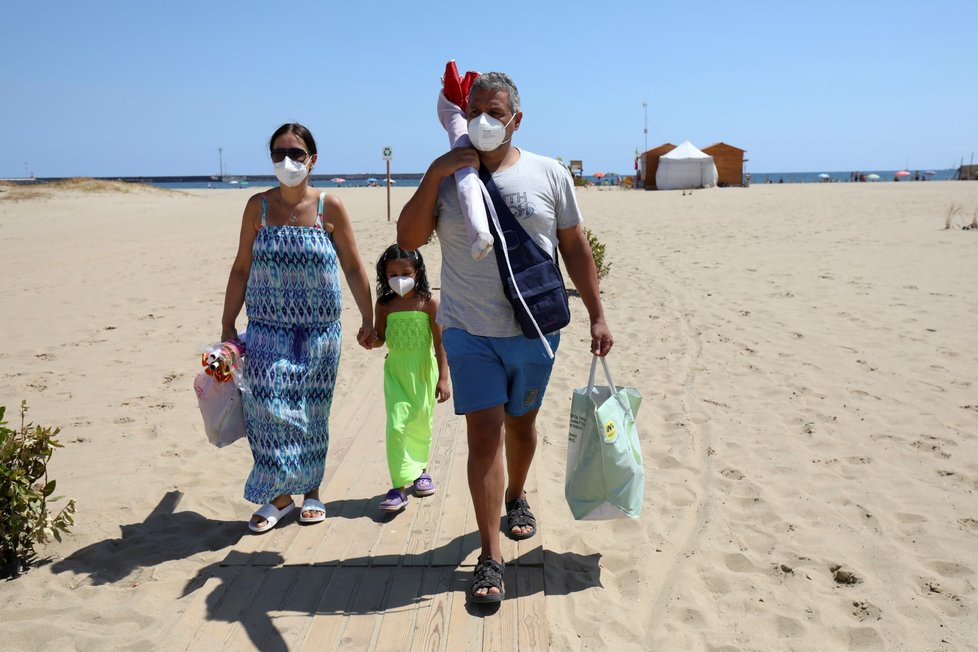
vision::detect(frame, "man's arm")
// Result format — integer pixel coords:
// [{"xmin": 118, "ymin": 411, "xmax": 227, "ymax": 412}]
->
[
  {"xmin": 557, "ymin": 224, "xmax": 613, "ymax": 356},
  {"xmin": 397, "ymin": 147, "xmax": 480, "ymax": 250}
]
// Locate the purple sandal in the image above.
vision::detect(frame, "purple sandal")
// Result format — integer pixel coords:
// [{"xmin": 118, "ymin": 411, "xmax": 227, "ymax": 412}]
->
[{"xmin": 413, "ymin": 472, "xmax": 436, "ymax": 497}]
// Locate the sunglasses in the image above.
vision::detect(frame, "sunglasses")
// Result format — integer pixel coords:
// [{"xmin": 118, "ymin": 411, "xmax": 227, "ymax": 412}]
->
[{"xmin": 270, "ymin": 148, "xmax": 309, "ymax": 163}]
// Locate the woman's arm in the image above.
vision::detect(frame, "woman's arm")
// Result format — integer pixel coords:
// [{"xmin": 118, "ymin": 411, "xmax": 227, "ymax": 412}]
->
[
  {"xmin": 221, "ymin": 194, "xmax": 262, "ymax": 342},
  {"xmin": 425, "ymin": 296, "xmax": 451, "ymax": 402},
  {"xmin": 323, "ymin": 194, "xmax": 374, "ymax": 348}
]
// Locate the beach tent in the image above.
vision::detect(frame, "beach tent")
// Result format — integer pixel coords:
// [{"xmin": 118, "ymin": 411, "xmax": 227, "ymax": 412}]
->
[{"xmin": 654, "ymin": 140, "xmax": 718, "ymax": 190}]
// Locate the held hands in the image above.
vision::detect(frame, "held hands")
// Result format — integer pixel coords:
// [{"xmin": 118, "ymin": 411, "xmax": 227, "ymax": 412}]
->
[
  {"xmin": 357, "ymin": 324, "xmax": 378, "ymax": 349},
  {"xmin": 590, "ymin": 319, "xmax": 614, "ymax": 357}
]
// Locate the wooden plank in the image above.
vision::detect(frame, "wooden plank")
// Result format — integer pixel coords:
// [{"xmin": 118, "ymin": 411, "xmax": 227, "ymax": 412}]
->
[
  {"xmin": 167, "ymin": 566, "xmax": 237, "ymax": 649},
  {"xmin": 516, "ymin": 566, "xmax": 549, "ymax": 651},
  {"xmin": 281, "ymin": 387, "xmax": 387, "ymax": 565},
  {"xmin": 337, "ymin": 566, "xmax": 395, "ymax": 650},
  {"xmin": 428, "ymin": 413, "xmax": 475, "ymax": 568},
  {"xmin": 482, "ymin": 564, "xmax": 517, "ymax": 652},
  {"xmin": 299, "ymin": 566, "xmax": 364, "ymax": 651},
  {"xmin": 266, "ymin": 566, "xmax": 335, "ymax": 651},
  {"xmin": 445, "ymin": 568, "xmax": 484, "ymax": 652},
  {"xmin": 186, "ymin": 566, "xmax": 267, "ymax": 649},
  {"xmin": 410, "ymin": 565, "xmax": 455, "ymax": 652},
  {"xmin": 227, "ymin": 354, "xmax": 384, "ymax": 567},
  {"xmin": 223, "ymin": 565, "xmax": 302, "ymax": 650},
  {"xmin": 377, "ymin": 400, "xmax": 458, "ymax": 566},
  {"xmin": 373, "ymin": 565, "xmax": 424, "ymax": 652}
]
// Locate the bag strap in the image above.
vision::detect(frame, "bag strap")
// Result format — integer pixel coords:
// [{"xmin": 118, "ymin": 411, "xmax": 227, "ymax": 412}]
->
[
  {"xmin": 587, "ymin": 355, "xmax": 619, "ymax": 395},
  {"xmin": 478, "ymin": 167, "xmax": 556, "ymax": 359}
]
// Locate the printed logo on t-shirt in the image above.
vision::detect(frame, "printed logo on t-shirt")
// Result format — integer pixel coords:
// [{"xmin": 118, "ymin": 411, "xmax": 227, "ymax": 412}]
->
[{"xmin": 504, "ymin": 191, "xmax": 536, "ymax": 219}]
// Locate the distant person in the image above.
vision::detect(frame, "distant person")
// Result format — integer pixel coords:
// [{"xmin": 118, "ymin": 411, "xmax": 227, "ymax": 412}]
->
[
  {"xmin": 221, "ymin": 122, "xmax": 375, "ymax": 533},
  {"xmin": 398, "ymin": 71, "xmax": 613, "ymax": 604},
  {"xmin": 369, "ymin": 244, "xmax": 450, "ymax": 513}
]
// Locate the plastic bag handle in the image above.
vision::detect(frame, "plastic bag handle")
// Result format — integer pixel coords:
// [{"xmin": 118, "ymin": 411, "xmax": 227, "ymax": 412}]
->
[{"xmin": 586, "ymin": 355, "xmax": 618, "ymax": 395}]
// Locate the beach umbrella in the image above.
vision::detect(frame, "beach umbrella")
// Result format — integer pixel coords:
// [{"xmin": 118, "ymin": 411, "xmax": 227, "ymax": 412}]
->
[
  {"xmin": 867, "ymin": 173, "xmax": 880, "ymax": 181},
  {"xmin": 366, "ymin": 177, "xmax": 378, "ymax": 183},
  {"xmin": 330, "ymin": 177, "xmax": 346, "ymax": 183},
  {"xmin": 382, "ymin": 179, "xmax": 397, "ymax": 185},
  {"xmin": 592, "ymin": 172, "xmax": 606, "ymax": 178},
  {"xmin": 818, "ymin": 173, "xmax": 830, "ymax": 179},
  {"xmin": 924, "ymin": 170, "xmax": 937, "ymax": 177},
  {"xmin": 895, "ymin": 170, "xmax": 911, "ymax": 177}
]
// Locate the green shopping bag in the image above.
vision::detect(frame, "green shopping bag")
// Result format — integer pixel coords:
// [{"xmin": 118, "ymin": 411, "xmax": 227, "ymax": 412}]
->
[{"xmin": 565, "ymin": 355, "xmax": 644, "ymax": 520}]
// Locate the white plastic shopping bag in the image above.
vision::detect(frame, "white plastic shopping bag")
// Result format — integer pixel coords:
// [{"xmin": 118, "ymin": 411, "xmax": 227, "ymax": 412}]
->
[
  {"xmin": 194, "ymin": 371, "xmax": 246, "ymax": 448},
  {"xmin": 193, "ymin": 332, "xmax": 247, "ymax": 448},
  {"xmin": 565, "ymin": 355, "xmax": 644, "ymax": 520}
]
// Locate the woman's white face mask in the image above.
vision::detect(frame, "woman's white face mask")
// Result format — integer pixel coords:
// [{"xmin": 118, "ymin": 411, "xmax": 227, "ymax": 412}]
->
[
  {"xmin": 274, "ymin": 157, "xmax": 309, "ymax": 187},
  {"xmin": 467, "ymin": 112, "xmax": 515, "ymax": 152}
]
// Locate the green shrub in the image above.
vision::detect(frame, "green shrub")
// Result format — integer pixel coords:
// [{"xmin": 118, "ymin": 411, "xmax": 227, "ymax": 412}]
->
[
  {"xmin": 0, "ymin": 401, "xmax": 76, "ymax": 578},
  {"xmin": 584, "ymin": 227, "xmax": 612, "ymax": 280}
]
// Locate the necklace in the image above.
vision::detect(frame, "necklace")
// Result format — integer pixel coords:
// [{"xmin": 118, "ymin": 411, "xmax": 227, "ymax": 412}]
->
[{"xmin": 284, "ymin": 195, "xmax": 303, "ymax": 225}]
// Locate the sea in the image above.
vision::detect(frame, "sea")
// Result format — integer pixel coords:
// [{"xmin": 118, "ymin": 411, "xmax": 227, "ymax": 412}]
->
[{"xmin": 5, "ymin": 168, "xmax": 961, "ymax": 190}]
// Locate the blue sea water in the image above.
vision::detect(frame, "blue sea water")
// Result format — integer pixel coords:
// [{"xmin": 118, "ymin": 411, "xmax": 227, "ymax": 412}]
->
[{"xmin": 152, "ymin": 177, "xmax": 421, "ymax": 190}]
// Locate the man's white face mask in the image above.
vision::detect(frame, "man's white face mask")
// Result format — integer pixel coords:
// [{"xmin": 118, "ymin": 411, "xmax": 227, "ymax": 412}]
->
[{"xmin": 467, "ymin": 112, "xmax": 515, "ymax": 152}]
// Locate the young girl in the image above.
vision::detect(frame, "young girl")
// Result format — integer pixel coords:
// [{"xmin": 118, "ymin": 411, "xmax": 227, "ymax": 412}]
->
[{"xmin": 371, "ymin": 245, "xmax": 450, "ymax": 511}]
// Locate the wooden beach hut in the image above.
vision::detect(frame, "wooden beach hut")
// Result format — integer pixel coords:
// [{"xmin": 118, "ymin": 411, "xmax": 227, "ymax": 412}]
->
[
  {"xmin": 702, "ymin": 142, "xmax": 747, "ymax": 187},
  {"xmin": 639, "ymin": 143, "xmax": 676, "ymax": 190}
]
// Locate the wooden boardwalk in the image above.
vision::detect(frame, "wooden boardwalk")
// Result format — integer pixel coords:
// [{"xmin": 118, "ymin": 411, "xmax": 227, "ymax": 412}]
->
[{"xmin": 169, "ymin": 359, "xmax": 549, "ymax": 651}]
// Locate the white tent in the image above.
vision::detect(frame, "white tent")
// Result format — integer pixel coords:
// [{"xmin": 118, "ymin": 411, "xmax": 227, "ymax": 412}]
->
[{"xmin": 655, "ymin": 140, "xmax": 718, "ymax": 190}]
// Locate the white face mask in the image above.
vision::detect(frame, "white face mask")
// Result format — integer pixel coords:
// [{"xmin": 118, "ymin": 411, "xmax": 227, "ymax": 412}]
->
[
  {"xmin": 274, "ymin": 156, "xmax": 309, "ymax": 187},
  {"xmin": 388, "ymin": 276, "xmax": 416, "ymax": 296},
  {"xmin": 467, "ymin": 112, "xmax": 515, "ymax": 152}
]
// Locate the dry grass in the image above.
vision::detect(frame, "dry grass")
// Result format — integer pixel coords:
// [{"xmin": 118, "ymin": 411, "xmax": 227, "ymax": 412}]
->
[
  {"xmin": 0, "ymin": 178, "xmax": 174, "ymax": 202},
  {"xmin": 944, "ymin": 203, "xmax": 962, "ymax": 229}
]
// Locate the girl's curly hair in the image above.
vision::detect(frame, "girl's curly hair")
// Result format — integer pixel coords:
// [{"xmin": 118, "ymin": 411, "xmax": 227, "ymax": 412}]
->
[{"xmin": 375, "ymin": 244, "xmax": 431, "ymax": 305}]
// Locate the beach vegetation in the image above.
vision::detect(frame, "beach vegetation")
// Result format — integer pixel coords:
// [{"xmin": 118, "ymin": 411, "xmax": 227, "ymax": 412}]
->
[
  {"xmin": 0, "ymin": 401, "xmax": 76, "ymax": 578},
  {"xmin": 584, "ymin": 227, "xmax": 612, "ymax": 280},
  {"xmin": 944, "ymin": 203, "xmax": 962, "ymax": 230}
]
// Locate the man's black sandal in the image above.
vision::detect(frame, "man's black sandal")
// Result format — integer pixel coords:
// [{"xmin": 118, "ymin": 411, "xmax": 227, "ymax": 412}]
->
[
  {"xmin": 469, "ymin": 557, "xmax": 505, "ymax": 604},
  {"xmin": 504, "ymin": 496, "xmax": 537, "ymax": 541}
]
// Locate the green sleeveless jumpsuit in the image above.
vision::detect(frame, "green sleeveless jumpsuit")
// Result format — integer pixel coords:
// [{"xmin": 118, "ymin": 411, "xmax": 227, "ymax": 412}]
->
[{"xmin": 383, "ymin": 311, "xmax": 438, "ymax": 487}]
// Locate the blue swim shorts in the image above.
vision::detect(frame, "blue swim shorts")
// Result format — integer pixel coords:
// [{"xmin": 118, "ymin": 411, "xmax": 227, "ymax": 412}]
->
[{"xmin": 442, "ymin": 328, "xmax": 560, "ymax": 417}]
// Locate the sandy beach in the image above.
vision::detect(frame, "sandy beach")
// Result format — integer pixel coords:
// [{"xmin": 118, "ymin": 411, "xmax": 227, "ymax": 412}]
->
[{"xmin": 1, "ymin": 179, "xmax": 976, "ymax": 651}]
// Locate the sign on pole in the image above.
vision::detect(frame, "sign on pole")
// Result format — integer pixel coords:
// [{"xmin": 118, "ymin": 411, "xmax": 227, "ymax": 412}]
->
[{"xmin": 383, "ymin": 146, "xmax": 392, "ymax": 221}]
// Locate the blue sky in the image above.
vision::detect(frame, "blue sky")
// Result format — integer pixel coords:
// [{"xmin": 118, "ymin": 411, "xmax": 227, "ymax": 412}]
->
[{"xmin": 2, "ymin": 2, "xmax": 975, "ymax": 178}]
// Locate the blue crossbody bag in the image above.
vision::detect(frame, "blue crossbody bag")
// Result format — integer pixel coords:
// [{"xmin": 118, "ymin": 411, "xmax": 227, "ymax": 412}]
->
[{"xmin": 478, "ymin": 166, "xmax": 571, "ymax": 356}]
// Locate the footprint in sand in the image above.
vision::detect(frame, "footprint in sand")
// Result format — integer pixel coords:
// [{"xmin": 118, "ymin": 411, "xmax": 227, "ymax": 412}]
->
[
  {"xmin": 851, "ymin": 600, "xmax": 882, "ymax": 622},
  {"xmin": 720, "ymin": 468, "xmax": 745, "ymax": 480}
]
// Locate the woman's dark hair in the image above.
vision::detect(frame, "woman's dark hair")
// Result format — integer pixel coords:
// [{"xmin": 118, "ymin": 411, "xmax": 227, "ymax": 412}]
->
[
  {"xmin": 268, "ymin": 123, "xmax": 317, "ymax": 156},
  {"xmin": 375, "ymin": 244, "xmax": 431, "ymax": 304}
]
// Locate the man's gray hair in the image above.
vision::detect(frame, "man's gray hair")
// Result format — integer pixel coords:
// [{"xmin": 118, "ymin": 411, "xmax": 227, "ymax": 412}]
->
[{"xmin": 469, "ymin": 72, "xmax": 521, "ymax": 113}]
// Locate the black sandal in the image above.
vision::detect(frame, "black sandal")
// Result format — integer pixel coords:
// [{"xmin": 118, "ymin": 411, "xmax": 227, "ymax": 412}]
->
[
  {"xmin": 469, "ymin": 557, "xmax": 505, "ymax": 604},
  {"xmin": 505, "ymin": 496, "xmax": 537, "ymax": 541}
]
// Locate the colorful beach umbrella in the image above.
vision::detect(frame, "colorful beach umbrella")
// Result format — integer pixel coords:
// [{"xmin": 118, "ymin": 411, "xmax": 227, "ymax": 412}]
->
[
  {"xmin": 593, "ymin": 172, "xmax": 607, "ymax": 178},
  {"xmin": 924, "ymin": 170, "xmax": 937, "ymax": 177},
  {"xmin": 818, "ymin": 173, "xmax": 830, "ymax": 179},
  {"xmin": 895, "ymin": 170, "xmax": 911, "ymax": 177},
  {"xmin": 867, "ymin": 173, "xmax": 881, "ymax": 181},
  {"xmin": 330, "ymin": 177, "xmax": 346, "ymax": 183}
]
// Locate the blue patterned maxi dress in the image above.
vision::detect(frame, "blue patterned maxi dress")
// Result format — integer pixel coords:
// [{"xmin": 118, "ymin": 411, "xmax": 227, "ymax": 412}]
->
[{"xmin": 242, "ymin": 192, "xmax": 342, "ymax": 504}]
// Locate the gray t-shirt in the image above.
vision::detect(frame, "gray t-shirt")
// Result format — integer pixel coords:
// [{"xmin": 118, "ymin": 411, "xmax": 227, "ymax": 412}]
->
[{"xmin": 434, "ymin": 149, "xmax": 583, "ymax": 337}]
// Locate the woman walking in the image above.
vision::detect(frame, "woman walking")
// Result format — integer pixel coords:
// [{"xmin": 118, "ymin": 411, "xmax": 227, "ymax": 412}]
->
[{"xmin": 221, "ymin": 122, "xmax": 374, "ymax": 533}]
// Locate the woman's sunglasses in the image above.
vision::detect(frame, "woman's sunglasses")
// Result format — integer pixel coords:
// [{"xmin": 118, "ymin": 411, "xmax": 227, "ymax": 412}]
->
[{"xmin": 271, "ymin": 148, "xmax": 309, "ymax": 163}]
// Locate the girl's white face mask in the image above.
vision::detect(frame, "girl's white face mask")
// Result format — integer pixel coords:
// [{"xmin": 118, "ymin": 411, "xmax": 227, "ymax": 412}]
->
[
  {"xmin": 274, "ymin": 157, "xmax": 309, "ymax": 187},
  {"xmin": 388, "ymin": 275, "xmax": 415, "ymax": 296},
  {"xmin": 467, "ymin": 112, "xmax": 515, "ymax": 152}
]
